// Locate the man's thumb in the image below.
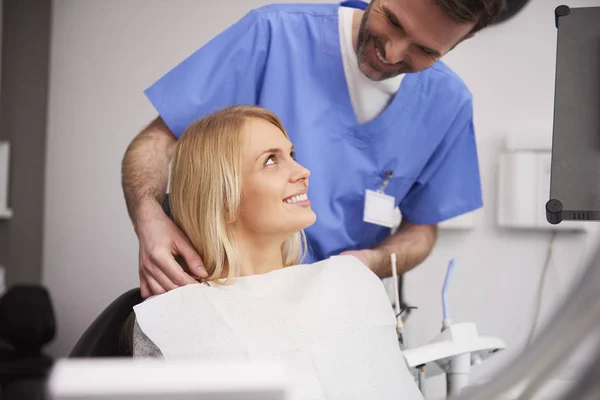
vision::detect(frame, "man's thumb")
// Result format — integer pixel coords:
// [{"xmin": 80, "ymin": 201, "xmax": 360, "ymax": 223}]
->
[{"xmin": 176, "ymin": 238, "xmax": 207, "ymax": 278}]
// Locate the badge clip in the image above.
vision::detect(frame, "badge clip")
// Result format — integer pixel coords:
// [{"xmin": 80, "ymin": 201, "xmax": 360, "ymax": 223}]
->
[{"xmin": 377, "ymin": 170, "xmax": 393, "ymax": 193}]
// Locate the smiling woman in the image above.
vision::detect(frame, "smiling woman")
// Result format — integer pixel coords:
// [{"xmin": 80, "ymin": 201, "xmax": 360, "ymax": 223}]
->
[
  {"xmin": 128, "ymin": 105, "xmax": 426, "ymax": 400},
  {"xmin": 169, "ymin": 105, "xmax": 315, "ymax": 281}
]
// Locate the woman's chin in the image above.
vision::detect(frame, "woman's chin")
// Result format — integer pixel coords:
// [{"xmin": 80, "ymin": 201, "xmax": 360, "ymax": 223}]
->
[
  {"xmin": 289, "ymin": 210, "xmax": 317, "ymax": 232},
  {"xmin": 302, "ymin": 209, "xmax": 317, "ymax": 228}
]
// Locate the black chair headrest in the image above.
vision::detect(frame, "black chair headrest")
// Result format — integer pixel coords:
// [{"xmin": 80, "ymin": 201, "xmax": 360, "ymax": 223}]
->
[{"xmin": 0, "ymin": 285, "xmax": 56, "ymax": 353}]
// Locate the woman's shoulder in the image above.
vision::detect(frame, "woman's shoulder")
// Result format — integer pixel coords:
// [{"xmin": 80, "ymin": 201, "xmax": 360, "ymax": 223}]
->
[
  {"xmin": 137, "ymin": 282, "xmax": 211, "ymax": 306},
  {"xmin": 318, "ymin": 255, "xmax": 381, "ymax": 280},
  {"xmin": 294, "ymin": 255, "xmax": 387, "ymax": 298},
  {"xmin": 132, "ymin": 318, "xmax": 164, "ymax": 358},
  {"xmin": 132, "ymin": 284, "xmax": 214, "ymax": 330}
]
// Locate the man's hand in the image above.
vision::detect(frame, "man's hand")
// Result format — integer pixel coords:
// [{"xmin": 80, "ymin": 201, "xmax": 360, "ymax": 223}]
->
[
  {"xmin": 339, "ymin": 249, "xmax": 384, "ymax": 272},
  {"xmin": 122, "ymin": 117, "xmax": 208, "ymax": 298},
  {"xmin": 135, "ymin": 201, "xmax": 207, "ymax": 298},
  {"xmin": 340, "ymin": 221, "xmax": 438, "ymax": 278}
]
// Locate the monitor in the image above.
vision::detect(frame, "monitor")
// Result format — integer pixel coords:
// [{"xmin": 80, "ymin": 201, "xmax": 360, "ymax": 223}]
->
[{"xmin": 546, "ymin": 5, "xmax": 600, "ymax": 224}]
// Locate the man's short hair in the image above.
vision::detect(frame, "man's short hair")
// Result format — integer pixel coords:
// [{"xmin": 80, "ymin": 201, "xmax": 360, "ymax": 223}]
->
[{"xmin": 434, "ymin": 0, "xmax": 506, "ymax": 33}]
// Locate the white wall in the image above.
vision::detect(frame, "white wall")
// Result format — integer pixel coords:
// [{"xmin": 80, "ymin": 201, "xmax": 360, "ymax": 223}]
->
[{"xmin": 43, "ymin": 0, "xmax": 600, "ymax": 396}]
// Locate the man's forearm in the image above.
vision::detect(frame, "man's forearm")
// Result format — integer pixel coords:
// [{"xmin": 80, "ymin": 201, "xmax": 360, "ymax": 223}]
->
[
  {"xmin": 371, "ymin": 221, "xmax": 438, "ymax": 278},
  {"xmin": 121, "ymin": 117, "xmax": 177, "ymax": 228}
]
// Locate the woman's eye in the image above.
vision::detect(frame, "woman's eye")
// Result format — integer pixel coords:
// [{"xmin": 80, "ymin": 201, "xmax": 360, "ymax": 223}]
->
[
  {"xmin": 290, "ymin": 151, "xmax": 296, "ymax": 160},
  {"xmin": 265, "ymin": 155, "xmax": 275, "ymax": 166}
]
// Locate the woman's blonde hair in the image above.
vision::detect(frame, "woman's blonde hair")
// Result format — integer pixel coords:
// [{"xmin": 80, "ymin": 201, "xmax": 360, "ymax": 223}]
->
[{"xmin": 169, "ymin": 105, "xmax": 307, "ymax": 283}]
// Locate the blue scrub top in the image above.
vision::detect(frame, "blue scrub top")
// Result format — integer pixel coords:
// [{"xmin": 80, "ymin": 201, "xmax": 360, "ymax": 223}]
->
[{"xmin": 145, "ymin": 2, "xmax": 483, "ymax": 263}]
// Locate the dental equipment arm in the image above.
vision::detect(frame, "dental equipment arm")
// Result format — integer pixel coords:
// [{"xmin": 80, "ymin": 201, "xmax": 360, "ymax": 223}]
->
[
  {"xmin": 402, "ymin": 259, "xmax": 506, "ymax": 398},
  {"xmin": 390, "ymin": 253, "xmax": 406, "ymax": 349},
  {"xmin": 371, "ymin": 220, "xmax": 438, "ymax": 278}
]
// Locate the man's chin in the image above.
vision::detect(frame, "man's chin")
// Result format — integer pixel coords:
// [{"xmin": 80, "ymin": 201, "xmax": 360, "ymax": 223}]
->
[
  {"xmin": 358, "ymin": 55, "xmax": 404, "ymax": 80},
  {"xmin": 359, "ymin": 62, "xmax": 397, "ymax": 81}
]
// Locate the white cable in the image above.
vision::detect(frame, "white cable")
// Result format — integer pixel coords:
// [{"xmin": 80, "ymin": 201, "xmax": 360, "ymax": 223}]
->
[
  {"xmin": 391, "ymin": 253, "xmax": 400, "ymax": 316},
  {"xmin": 391, "ymin": 252, "xmax": 405, "ymax": 349},
  {"xmin": 526, "ymin": 231, "xmax": 557, "ymax": 345}
]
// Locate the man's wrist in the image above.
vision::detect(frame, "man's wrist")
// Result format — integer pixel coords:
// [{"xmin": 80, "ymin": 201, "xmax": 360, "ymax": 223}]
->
[
  {"xmin": 370, "ymin": 246, "xmax": 390, "ymax": 277},
  {"xmin": 132, "ymin": 198, "xmax": 165, "ymax": 234},
  {"xmin": 372, "ymin": 245, "xmax": 406, "ymax": 278}
]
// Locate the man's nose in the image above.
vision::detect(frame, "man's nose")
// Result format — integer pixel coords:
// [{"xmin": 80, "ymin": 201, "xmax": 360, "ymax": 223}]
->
[{"xmin": 385, "ymin": 39, "xmax": 409, "ymax": 64}]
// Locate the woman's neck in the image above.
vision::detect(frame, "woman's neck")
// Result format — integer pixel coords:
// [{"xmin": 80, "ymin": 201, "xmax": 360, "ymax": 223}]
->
[{"xmin": 235, "ymin": 235, "xmax": 285, "ymax": 276}]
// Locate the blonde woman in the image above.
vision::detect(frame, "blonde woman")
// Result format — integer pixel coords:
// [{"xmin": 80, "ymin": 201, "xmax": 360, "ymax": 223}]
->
[{"xmin": 131, "ymin": 105, "xmax": 424, "ymax": 400}]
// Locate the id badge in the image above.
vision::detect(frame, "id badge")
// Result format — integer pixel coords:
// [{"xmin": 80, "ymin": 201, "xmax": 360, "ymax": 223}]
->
[{"xmin": 363, "ymin": 189, "xmax": 396, "ymax": 228}]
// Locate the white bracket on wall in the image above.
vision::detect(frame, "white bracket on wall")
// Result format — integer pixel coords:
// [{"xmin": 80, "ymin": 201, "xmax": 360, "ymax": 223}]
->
[
  {"xmin": 497, "ymin": 132, "xmax": 585, "ymax": 232},
  {"xmin": 439, "ymin": 210, "xmax": 478, "ymax": 230},
  {"xmin": 0, "ymin": 141, "xmax": 13, "ymax": 219}
]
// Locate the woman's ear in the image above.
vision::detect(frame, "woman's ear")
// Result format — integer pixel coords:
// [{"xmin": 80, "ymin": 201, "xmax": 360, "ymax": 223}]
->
[
  {"xmin": 224, "ymin": 203, "xmax": 240, "ymax": 225},
  {"xmin": 225, "ymin": 210, "xmax": 238, "ymax": 224}
]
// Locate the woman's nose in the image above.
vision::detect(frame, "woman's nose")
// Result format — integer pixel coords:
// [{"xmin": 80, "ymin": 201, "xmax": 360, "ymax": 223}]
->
[{"xmin": 291, "ymin": 162, "xmax": 310, "ymax": 182}]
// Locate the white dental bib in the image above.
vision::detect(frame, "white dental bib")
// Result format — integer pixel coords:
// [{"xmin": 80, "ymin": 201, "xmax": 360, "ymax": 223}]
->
[{"xmin": 133, "ymin": 255, "xmax": 423, "ymax": 400}]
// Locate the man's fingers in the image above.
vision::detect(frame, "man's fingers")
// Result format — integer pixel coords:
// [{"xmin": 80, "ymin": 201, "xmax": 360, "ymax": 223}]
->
[
  {"xmin": 144, "ymin": 260, "xmax": 181, "ymax": 292},
  {"xmin": 145, "ymin": 275, "xmax": 166, "ymax": 296},
  {"xmin": 139, "ymin": 274, "xmax": 151, "ymax": 299},
  {"xmin": 175, "ymin": 236, "xmax": 208, "ymax": 278},
  {"xmin": 151, "ymin": 250, "xmax": 199, "ymax": 287}
]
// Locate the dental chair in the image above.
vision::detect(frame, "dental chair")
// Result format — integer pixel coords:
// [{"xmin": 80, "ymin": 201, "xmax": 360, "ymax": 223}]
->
[{"xmin": 69, "ymin": 288, "xmax": 142, "ymax": 358}]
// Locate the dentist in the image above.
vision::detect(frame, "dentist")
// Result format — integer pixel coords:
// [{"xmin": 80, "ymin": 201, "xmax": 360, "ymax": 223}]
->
[{"xmin": 121, "ymin": 0, "xmax": 504, "ymax": 298}]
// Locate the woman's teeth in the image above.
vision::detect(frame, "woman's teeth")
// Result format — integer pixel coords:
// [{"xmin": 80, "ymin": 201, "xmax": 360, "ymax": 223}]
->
[
  {"xmin": 285, "ymin": 193, "xmax": 308, "ymax": 204},
  {"xmin": 376, "ymin": 48, "xmax": 391, "ymax": 65}
]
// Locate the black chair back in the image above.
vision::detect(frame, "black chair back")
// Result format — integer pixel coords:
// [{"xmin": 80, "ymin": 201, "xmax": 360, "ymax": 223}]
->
[{"xmin": 69, "ymin": 288, "xmax": 142, "ymax": 358}]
